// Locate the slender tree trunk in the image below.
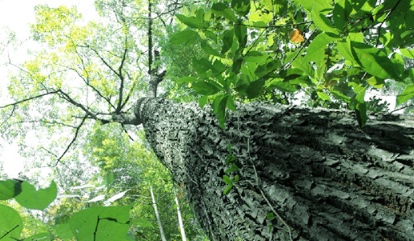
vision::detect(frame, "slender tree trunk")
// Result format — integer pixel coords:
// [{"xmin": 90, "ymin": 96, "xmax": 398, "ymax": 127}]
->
[
  {"xmin": 150, "ymin": 186, "xmax": 167, "ymax": 241},
  {"xmin": 134, "ymin": 98, "xmax": 414, "ymax": 241},
  {"xmin": 174, "ymin": 188, "xmax": 187, "ymax": 241}
]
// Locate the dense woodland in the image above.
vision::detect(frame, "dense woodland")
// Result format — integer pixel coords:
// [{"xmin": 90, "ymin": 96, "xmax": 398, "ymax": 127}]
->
[{"xmin": 0, "ymin": 0, "xmax": 414, "ymax": 240}]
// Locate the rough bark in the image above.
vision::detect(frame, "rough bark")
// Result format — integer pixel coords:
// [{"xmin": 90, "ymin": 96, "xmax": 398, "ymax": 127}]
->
[{"xmin": 135, "ymin": 98, "xmax": 414, "ymax": 241}]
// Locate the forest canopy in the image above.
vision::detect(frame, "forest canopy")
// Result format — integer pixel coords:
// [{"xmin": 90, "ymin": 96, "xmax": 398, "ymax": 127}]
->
[{"xmin": 0, "ymin": 0, "xmax": 413, "ymax": 240}]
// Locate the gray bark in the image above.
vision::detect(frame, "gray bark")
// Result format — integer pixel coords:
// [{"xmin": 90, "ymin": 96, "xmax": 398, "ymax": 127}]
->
[{"xmin": 134, "ymin": 98, "xmax": 414, "ymax": 241}]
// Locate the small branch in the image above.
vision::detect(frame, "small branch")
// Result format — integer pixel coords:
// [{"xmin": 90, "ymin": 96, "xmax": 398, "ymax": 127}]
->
[
  {"xmin": 57, "ymin": 90, "xmax": 110, "ymax": 124},
  {"xmin": 390, "ymin": 104, "xmax": 414, "ymax": 114},
  {"xmin": 121, "ymin": 124, "xmax": 135, "ymax": 141},
  {"xmin": 66, "ymin": 66, "xmax": 116, "ymax": 109},
  {"xmin": 116, "ymin": 46, "xmax": 128, "ymax": 113},
  {"xmin": 89, "ymin": 47, "xmax": 123, "ymax": 80},
  {"xmin": 246, "ymin": 138, "xmax": 293, "ymax": 241},
  {"xmin": 239, "ymin": 21, "xmax": 312, "ymax": 29},
  {"xmin": 375, "ymin": 0, "xmax": 402, "ymax": 47},
  {"xmin": 55, "ymin": 115, "xmax": 88, "ymax": 166},
  {"xmin": 118, "ymin": 77, "xmax": 137, "ymax": 111},
  {"xmin": 0, "ymin": 90, "xmax": 60, "ymax": 109}
]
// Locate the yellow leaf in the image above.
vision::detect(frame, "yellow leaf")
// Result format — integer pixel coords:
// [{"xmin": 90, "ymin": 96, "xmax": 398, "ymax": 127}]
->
[{"xmin": 289, "ymin": 29, "xmax": 305, "ymax": 43}]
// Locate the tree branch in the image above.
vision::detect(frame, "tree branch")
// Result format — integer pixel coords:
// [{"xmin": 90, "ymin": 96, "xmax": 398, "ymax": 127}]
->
[
  {"xmin": 57, "ymin": 90, "xmax": 110, "ymax": 124},
  {"xmin": 116, "ymin": 46, "xmax": 128, "ymax": 113},
  {"xmin": 55, "ymin": 114, "xmax": 88, "ymax": 165},
  {"xmin": 0, "ymin": 90, "xmax": 60, "ymax": 109}
]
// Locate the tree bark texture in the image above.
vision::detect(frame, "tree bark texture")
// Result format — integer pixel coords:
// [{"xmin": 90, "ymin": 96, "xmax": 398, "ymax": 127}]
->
[{"xmin": 135, "ymin": 98, "xmax": 414, "ymax": 241}]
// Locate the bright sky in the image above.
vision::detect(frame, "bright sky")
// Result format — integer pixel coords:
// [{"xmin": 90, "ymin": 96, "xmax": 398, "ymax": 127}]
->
[{"xmin": 0, "ymin": 0, "xmax": 97, "ymax": 178}]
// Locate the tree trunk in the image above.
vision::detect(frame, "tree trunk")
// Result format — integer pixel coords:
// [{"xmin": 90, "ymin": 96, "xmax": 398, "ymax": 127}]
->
[
  {"xmin": 150, "ymin": 186, "xmax": 167, "ymax": 241},
  {"xmin": 135, "ymin": 98, "xmax": 414, "ymax": 241}
]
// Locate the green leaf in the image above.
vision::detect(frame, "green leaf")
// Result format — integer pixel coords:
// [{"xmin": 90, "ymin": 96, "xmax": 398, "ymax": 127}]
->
[
  {"xmin": 223, "ymin": 184, "xmax": 233, "ymax": 195},
  {"xmin": 176, "ymin": 76, "xmax": 198, "ymax": 84},
  {"xmin": 234, "ymin": 23, "xmax": 247, "ymax": 48},
  {"xmin": 366, "ymin": 76, "xmax": 384, "ymax": 89},
  {"xmin": 192, "ymin": 81, "xmax": 221, "ymax": 95},
  {"xmin": 200, "ymin": 41, "xmax": 221, "ymax": 57},
  {"xmin": 231, "ymin": 0, "xmax": 250, "ymax": 16},
  {"xmin": 246, "ymin": 78, "xmax": 265, "ymax": 98},
  {"xmin": 317, "ymin": 91, "xmax": 331, "ymax": 101},
  {"xmin": 15, "ymin": 181, "xmax": 57, "ymax": 210},
  {"xmin": 221, "ymin": 29, "xmax": 234, "ymax": 54},
  {"xmin": 69, "ymin": 206, "xmax": 131, "ymax": 241},
  {"xmin": 213, "ymin": 95, "xmax": 228, "ymax": 129},
  {"xmin": 337, "ymin": 40, "xmax": 357, "ymax": 65},
  {"xmin": 198, "ymin": 95, "xmax": 208, "ymax": 108},
  {"xmin": 225, "ymin": 163, "xmax": 239, "ymax": 174},
  {"xmin": 0, "ymin": 204, "xmax": 23, "ymax": 240},
  {"xmin": 332, "ymin": 2, "xmax": 346, "ymax": 30},
  {"xmin": 351, "ymin": 42, "xmax": 399, "ymax": 80},
  {"xmin": 222, "ymin": 175, "xmax": 233, "ymax": 185},
  {"xmin": 311, "ymin": 11, "xmax": 339, "ymax": 36},
  {"xmin": 353, "ymin": 87, "xmax": 367, "ymax": 127},
  {"xmin": 397, "ymin": 84, "xmax": 414, "ymax": 105},
  {"xmin": 192, "ymin": 58, "xmax": 213, "ymax": 75},
  {"xmin": 175, "ymin": 14, "xmax": 205, "ymax": 29},
  {"xmin": 212, "ymin": 60, "xmax": 227, "ymax": 74},
  {"xmin": 400, "ymin": 48, "xmax": 414, "ymax": 59},
  {"xmin": 266, "ymin": 212, "xmax": 275, "ymax": 221},
  {"xmin": 226, "ymin": 95, "xmax": 237, "ymax": 111},
  {"xmin": 267, "ymin": 79, "xmax": 298, "ymax": 92},
  {"xmin": 212, "ymin": 3, "xmax": 237, "ymax": 22},
  {"xmin": 304, "ymin": 33, "xmax": 333, "ymax": 64},
  {"xmin": 105, "ymin": 173, "xmax": 114, "ymax": 193},
  {"xmin": 54, "ymin": 223, "xmax": 75, "ymax": 240},
  {"xmin": 235, "ymin": 77, "xmax": 266, "ymax": 99},
  {"xmin": 23, "ymin": 233, "xmax": 50, "ymax": 241},
  {"xmin": 294, "ymin": 0, "xmax": 332, "ymax": 12},
  {"xmin": 244, "ymin": 51, "xmax": 268, "ymax": 64},
  {"xmin": 330, "ymin": 89, "xmax": 351, "ymax": 102},
  {"xmin": 232, "ymin": 58, "xmax": 243, "ymax": 74},
  {"xmin": 225, "ymin": 154, "xmax": 236, "ymax": 164},
  {"xmin": 169, "ymin": 29, "xmax": 199, "ymax": 45},
  {"xmin": 0, "ymin": 179, "xmax": 22, "ymax": 200}
]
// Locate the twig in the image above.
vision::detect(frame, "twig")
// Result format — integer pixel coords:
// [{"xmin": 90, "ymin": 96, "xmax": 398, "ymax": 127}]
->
[
  {"xmin": 246, "ymin": 137, "xmax": 293, "ymax": 241},
  {"xmin": 55, "ymin": 115, "xmax": 88, "ymax": 166},
  {"xmin": 0, "ymin": 90, "xmax": 60, "ymax": 109},
  {"xmin": 375, "ymin": 0, "xmax": 402, "ymax": 47}
]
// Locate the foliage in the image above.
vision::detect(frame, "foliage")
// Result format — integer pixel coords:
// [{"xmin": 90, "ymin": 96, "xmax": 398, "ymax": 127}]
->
[
  {"xmin": 169, "ymin": 0, "xmax": 414, "ymax": 127},
  {"xmin": 0, "ymin": 180, "xmax": 133, "ymax": 240},
  {"xmin": 0, "ymin": 0, "xmax": 208, "ymax": 240}
]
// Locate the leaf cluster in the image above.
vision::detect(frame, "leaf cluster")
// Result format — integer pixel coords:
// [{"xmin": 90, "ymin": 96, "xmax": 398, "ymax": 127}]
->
[{"xmin": 169, "ymin": 0, "xmax": 414, "ymax": 127}]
